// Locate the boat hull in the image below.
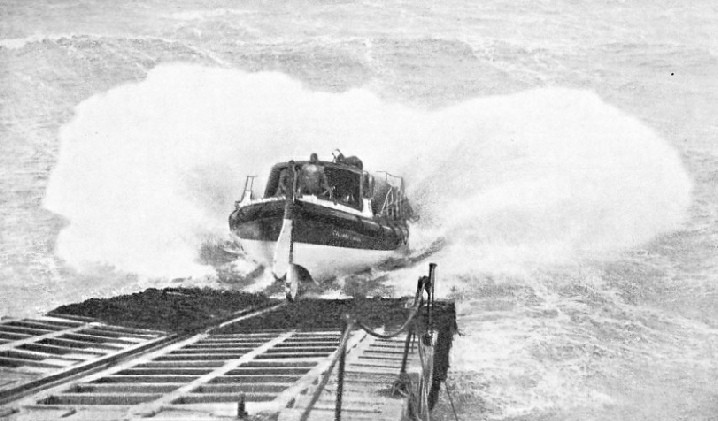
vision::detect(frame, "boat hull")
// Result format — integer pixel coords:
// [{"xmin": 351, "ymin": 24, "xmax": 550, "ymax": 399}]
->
[
  {"xmin": 229, "ymin": 199, "xmax": 409, "ymax": 280},
  {"xmin": 237, "ymin": 238, "xmax": 404, "ymax": 280}
]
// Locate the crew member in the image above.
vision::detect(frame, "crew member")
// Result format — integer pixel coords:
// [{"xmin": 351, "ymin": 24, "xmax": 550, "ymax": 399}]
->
[
  {"xmin": 332, "ymin": 149, "xmax": 345, "ymax": 163},
  {"xmin": 298, "ymin": 153, "xmax": 332, "ymax": 198},
  {"xmin": 276, "ymin": 169, "xmax": 289, "ymax": 196}
]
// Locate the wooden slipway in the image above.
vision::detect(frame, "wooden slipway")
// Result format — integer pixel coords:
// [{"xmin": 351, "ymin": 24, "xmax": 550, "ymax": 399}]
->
[{"xmin": 0, "ymin": 301, "xmax": 444, "ymax": 421}]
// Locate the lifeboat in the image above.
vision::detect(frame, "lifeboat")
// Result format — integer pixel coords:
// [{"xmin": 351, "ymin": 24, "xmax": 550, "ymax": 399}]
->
[{"xmin": 229, "ymin": 153, "xmax": 412, "ymax": 299}]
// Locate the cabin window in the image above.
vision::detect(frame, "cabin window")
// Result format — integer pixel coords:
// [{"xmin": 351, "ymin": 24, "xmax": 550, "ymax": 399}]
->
[
  {"xmin": 325, "ymin": 167, "xmax": 362, "ymax": 210},
  {"xmin": 263, "ymin": 164, "xmax": 363, "ymax": 211},
  {"xmin": 264, "ymin": 166, "xmax": 294, "ymax": 198},
  {"xmin": 274, "ymin": 169, "xmax": 287, "ymax": 197},
  {"xmin": 362, "ymin": 173, "xmax": 374, "ymax": 199}
]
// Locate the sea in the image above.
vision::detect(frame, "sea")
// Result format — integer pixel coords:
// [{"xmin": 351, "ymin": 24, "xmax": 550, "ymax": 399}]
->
[{"xmin": 1, "ymin": 0, "xmax": 716, "ymax": 419}]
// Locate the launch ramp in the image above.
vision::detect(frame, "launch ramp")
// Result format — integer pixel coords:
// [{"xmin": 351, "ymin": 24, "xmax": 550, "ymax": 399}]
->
[{"xmin": 0, "ymin": 265, "xmax": 455, "ymax": 421}]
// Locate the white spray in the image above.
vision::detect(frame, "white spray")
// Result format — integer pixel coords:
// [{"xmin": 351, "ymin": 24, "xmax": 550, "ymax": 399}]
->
[{"xmin": 44, "ymin": 64, "xmax": 692, "ymax": 281}]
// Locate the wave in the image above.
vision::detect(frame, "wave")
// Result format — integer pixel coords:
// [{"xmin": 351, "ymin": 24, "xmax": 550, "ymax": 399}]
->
[{"xmin": 44, "ymin": 63, "xmax": 692, "ymax": 281}]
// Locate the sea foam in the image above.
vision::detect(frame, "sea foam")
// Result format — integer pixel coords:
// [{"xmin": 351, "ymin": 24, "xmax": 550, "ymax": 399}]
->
[{"xmin": 44, "ymin": 64, "xmax": 692, "ymax": 279}]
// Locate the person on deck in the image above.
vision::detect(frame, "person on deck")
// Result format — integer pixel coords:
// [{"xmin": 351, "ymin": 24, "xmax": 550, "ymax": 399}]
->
[
  {"xmin": 332, "ymin": 149, "xmax": 345, "ymax": 163},
  {"xmin": 276, "ymin": 169, "xmax": 289, "ymax": 196},
  {"xmin": 332, "ymin": 149, "xmax": 363, "ymax": 169},
  {"xmin": 298, "ymin": 153, "xmax": 332, "ymax": 198}
]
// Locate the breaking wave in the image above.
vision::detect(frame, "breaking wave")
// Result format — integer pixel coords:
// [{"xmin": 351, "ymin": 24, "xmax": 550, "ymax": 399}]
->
[
  {"xmin": 412, "ymin": 88, "xmax": 693, "ymax": 277},
  {"xmin": 44, "ymin": 63, "xmax": 692, "ymax": 280}
]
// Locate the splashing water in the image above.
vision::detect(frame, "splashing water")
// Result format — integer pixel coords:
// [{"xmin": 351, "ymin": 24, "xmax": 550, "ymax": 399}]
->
[
  {"xmin": 412, "ymin": 88, "xmax": 693, "ymax": 278},
  {"xmin": 44, "ymin": 64, "xmax": 692, "ymax": 281}
]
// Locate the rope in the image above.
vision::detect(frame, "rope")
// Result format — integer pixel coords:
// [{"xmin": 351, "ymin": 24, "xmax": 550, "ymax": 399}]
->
[
  {"xmin": 351, "ymin": 279, "xmax": 425, "ymax": 339},
  {"xmin": 352, "ymin": 305, "xmax": 420, "ymax": 339}
]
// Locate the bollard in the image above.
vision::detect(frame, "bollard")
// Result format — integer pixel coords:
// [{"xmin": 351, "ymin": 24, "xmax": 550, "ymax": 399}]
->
[{"xmin": 237, "ymin": 393, "xmax": 248, "ymax": 419}]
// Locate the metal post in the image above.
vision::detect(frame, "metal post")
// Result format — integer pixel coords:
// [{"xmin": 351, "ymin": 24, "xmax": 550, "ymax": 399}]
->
[
  {"xmin": 421, "ymin": 263, "xmax": 438, "ymax": 420},
  {"xmin": 428, "ymin": 263, "xmax": 437, "ymax": 333},
  {"xmin": 237, "ymin": 393, "xmax": 247, "ymax": 419},
  {"xmin": 399, "ymin": 329, "xmax": 413, "ymax": 375}
]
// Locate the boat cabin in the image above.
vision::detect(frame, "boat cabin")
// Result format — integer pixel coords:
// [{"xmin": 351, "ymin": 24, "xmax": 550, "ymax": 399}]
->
[
  {"xmin": 233, "ymin": 155, "xmax": 409, "ymax": 221},
  {"xmin": 263, "ymin": 160, "xmax": 372, "ymax": 212}
]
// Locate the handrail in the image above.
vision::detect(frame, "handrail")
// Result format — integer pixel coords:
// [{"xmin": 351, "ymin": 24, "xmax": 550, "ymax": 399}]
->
[
  {"xmin": 298, "ymin": 315, "xmax": 355, "ymax": 421},
  {"xmin": 376, "ymin": 170, "xmax": 403, "ymax": 185},
  {"xmin": 332, "ymin": 263, "xmax": 438, "ymax": 421},
  {"xmin": 381, "ymin": 188, "xmax": 395, "ymax": 217},
  {"xmin": 375, "ymin": 170, "xmax": 405, "ymax": 219},
  {"xmin": 238, "ymin": 175, "xmax": 256, "ymax": 203},
  {"xmin": 335, "ymin": 315, "xmax": 352, "ymax": 421}
]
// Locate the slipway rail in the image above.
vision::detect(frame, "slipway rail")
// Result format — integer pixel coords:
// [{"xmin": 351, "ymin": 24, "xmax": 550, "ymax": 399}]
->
[
  {"xmin": 0, "ymin": 265, "xmax": 454, "ymax": 421},
  {"xmin": 0, "ymin": 314, "xmax": 170, "ymax": 404},
  {"xmin": 0, "ymin": 304, "xmax": 282, "ymax": 407}
]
